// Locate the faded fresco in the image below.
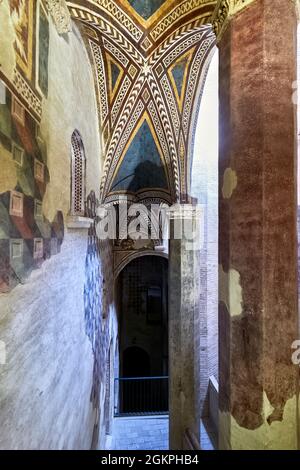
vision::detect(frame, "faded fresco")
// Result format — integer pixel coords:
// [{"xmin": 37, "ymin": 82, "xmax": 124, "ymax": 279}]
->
[
  {"xmin": 0, "ymin": 85, "xmax": 64, "ymax": 293},
  {"xmin": 38, "ymin": 2, "xmax": 49, "ymax": 96},
  {"xmin": 9, "ymin": 0, "xmax": 34, "ymax": 79}
]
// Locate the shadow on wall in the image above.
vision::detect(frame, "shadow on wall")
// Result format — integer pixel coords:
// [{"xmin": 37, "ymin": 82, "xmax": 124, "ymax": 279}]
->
[
  {"xmin": 83, "ymin": 191, "xmax": 115, "ymax": 417},
  {"xmin": 127, "ymin": 161, "xmax": 167, "ymax": 193}
]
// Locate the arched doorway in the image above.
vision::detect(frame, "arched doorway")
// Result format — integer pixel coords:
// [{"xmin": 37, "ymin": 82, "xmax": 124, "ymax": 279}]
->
[{"xmin": 115, "ymin": 255, "xmax": 168, "ymax": 415}]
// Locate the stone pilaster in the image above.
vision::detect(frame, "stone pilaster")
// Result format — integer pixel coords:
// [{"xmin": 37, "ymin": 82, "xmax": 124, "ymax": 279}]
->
[
  {"xmin": 168, "ymin": 205, "xmax": 202, "ymax": 450},
  {"xmin": 218, "ymin": 0, "xmax": 299, "ymax": 450}
]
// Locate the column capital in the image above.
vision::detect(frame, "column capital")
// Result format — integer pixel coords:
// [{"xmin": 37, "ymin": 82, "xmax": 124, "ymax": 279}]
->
[
  {"xmin": 46, "ymin": 0, "xmax": 72, "ymax": 35},
  {"xmin": 212, "ymin": 0, "xmax": 257, "ymax": 40}
]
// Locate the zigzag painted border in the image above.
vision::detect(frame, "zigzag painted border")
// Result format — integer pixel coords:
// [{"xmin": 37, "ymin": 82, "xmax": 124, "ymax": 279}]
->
[
  {"xmin": 102, "ymin": 37, "xmax": 129, "ymax": 67},
  {"xmin": 148, "ymin": 100, "xmax": 177, "ymax": 197},
  {"xmin": 182, "ymin": 35, "xmax": 215, "ymax": 138},
  {"xmin": 69, "ymin": 5, "xmax": 144, "ymax": 65},
  {"xmin": 111, "ymin": 76, "xmax": 132, "ymax": 126},
  {"xmin": 70, "ymin": 3, "xmax": 216, "ymax": 202},
  {"xmin": 163, "ymin": 28, "xmax": 211, "ymax": 68},
  {"xmin": 102, "ymin": 99, "xmax": 145, "ymax": 195},
  {"xmin": 150, "ymin": 0, "xmax": 216, "ymax": 41},
  {"xmin": 160, "ymin": 75, "xmax": 181, "ymax": 142},
  {"xmin": 102, "ymin": 73, "xmax": 145, "ymax": 184},
  {"xmin": 150, "ymin": 21, "xmax": 207, "ymax": 65},
  {"xmin": 89, "ymin": 39, "xmax": 108, "ymax": 124},
  {"xmin": 67, "ymin": 0, "xmax": 143, "ymax": 41}
]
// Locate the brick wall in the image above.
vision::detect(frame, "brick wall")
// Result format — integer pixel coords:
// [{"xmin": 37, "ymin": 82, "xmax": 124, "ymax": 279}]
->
[{"xmin": 191, "ymin": 50, "xmax": 219, "ymax": 416}]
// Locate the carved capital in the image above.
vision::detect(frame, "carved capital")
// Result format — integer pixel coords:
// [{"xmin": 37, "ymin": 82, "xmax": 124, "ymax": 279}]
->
[
  {"xmin": 212, "ymin": 0, "xmax": 257, "ymax": 40},
  {"xmin": 46, "ymin": 0, "xmax": 71, "ymax": 35},
  {"xmin": 212, "ymin": 0, "xmax": 230, "ymax": 38}
]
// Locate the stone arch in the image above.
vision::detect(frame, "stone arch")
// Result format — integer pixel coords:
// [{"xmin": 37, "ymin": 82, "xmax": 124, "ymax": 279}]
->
[
  {"xmin": 186, "ymin": 45, "xmax": 217, "ymax": 197},
  {"xmin": 114, "ymin": 250, "xmax": 168, "ymax": 280}
]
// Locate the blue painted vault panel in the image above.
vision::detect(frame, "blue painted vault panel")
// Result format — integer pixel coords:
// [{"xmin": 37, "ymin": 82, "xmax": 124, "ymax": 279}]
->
[{"xmin": 111, "ymin": 119, "xmax": 168, "ymax": 193}]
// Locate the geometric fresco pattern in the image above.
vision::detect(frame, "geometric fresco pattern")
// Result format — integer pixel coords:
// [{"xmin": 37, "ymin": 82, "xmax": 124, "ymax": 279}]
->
[
  {"xmin": 0, "ymin": 87, "xmax": 64, "ymax": 293},
  {"xmin": 0, "ymin": 2, "xmax": 64, "ymax": 294}
]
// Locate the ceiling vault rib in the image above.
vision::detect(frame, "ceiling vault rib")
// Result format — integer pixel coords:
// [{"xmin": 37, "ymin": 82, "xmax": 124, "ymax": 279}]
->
[{"xmin": 66, "ymin": 0, "xmax": 217, "ymax": 203}]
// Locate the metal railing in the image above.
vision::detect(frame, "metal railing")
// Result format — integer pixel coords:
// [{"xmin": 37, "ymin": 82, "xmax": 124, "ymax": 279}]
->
[{"xmin": 114, "ymin": 376, "xmax": 169, "ymax": 416}]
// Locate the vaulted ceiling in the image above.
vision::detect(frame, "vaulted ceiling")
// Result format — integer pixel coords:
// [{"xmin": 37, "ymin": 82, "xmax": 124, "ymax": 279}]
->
[{"xmin": 67, "ymin": 1, "xmax": 218, "ymax": 203}]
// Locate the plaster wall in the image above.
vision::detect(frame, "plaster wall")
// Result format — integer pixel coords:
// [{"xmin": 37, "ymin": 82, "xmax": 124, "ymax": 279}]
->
[{"xmin": 0, "ymin": 3, "xmax": 117, "ymax": 449}]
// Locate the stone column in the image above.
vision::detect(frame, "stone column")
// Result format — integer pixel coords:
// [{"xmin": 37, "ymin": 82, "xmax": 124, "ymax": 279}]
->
[
  {"xmin": 218, "ymin": 0, "xmax": 299, "ymax": 450},
  {"xmin": 168, "ymin": 205, "xmax": 201, "ymax": 450}
]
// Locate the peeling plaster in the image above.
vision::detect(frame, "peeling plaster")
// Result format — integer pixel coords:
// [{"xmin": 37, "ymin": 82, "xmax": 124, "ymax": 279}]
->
[
  {"xmin": 219, "ymin": 264, "xmax": 243, "ymax": 317},
  {"xmin": 219, "ymin": 393, "xmax": 298, "ymax": 450},
  {"xmin": 222, "ymin": 167, "xmax": 237, "ymax": 199}
]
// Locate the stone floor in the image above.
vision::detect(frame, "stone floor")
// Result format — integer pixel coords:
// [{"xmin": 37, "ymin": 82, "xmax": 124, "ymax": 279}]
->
[{"xmin": 110, "ymin": 415, "xmax": 217, "ymax": 450}]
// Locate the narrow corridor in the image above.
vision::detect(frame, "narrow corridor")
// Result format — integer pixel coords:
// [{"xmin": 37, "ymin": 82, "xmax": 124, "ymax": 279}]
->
[{"xmin": 110, "ymin": 416, "xmax": 217, "ymax": 451}]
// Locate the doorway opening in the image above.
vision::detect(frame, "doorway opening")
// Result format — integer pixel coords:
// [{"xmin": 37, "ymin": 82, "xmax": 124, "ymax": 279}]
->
[{"xmin": 115, "ymin": 255, "xmax": 168, "ymax": 416}]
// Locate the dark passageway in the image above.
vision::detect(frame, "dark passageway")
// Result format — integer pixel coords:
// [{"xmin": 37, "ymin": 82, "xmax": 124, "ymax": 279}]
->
[{"xmin": 116, "ymin": 256, "xmax": 168, "ymax": 415}]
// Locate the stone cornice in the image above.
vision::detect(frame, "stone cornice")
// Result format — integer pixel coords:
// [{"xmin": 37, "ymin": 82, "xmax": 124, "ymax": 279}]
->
[
  {"xmin": 46, "ymin": 0, "xmax": 72, "ymax": 35},
  {"xmin": 66, "ymin": 215, "xmax": 94, "ymax": 229},
  {"xmin": 212, "ymin": 0, "xmax": 257, "ymax": 39}
]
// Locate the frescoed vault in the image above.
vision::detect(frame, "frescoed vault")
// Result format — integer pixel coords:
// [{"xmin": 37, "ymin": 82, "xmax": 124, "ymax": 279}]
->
[
  {"xmin": 66, "ymin": 0, "xmax": 217, "ymax": 203},
  {"xmin": 1, "ymin": 0, "xmax": 220, "ymax": 205}
]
